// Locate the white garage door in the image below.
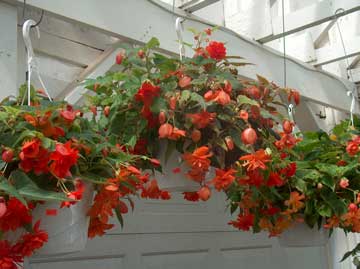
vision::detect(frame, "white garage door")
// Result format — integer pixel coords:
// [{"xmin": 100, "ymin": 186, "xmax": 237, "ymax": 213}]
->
[{"xmin": 29, "ymin": 192, "xmax": 331, "ymax": 269}]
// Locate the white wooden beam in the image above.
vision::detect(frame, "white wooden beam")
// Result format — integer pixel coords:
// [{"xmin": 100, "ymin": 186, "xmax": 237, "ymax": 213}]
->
[
  {"xmin": 258, "ymin": 0, "xmax": 360, "ymax": 44},
  {"xmin": 348, "ymin": 55, "xmax": 360, "ymax": 70},
  {"xmin": 61, "ymin": 46, "xmax": 122, "ymax": 103},
  {"xmin": 312, "ymin": 36, "xmax": 360, "ymax": 67},
  {"xmin": 350, "ymin": 68, "xmax": 360, "ymax": 83},
  {"xmin": 183, "ymin": 0, "xmax": 221, "ymax": 12},
  {"xmin": 0, "ymin": 2, "xmax": 18, "ymax": 98},
  {"xmin": 21, "ymin": 8, "xmax": 120, "ymax": 51},
  {"xmin": 313, "ymin": 20, "xmax": 336, "ymax": 49},
  {"xmin": 7, "ymin": 0, "xmax": 358, "ymax": 114},
  {"xmin": 29, "ymin": 30, "xmax": 103, "ymax": 67}
]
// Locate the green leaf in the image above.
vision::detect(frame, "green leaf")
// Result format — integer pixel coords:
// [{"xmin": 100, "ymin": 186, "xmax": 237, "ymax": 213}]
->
[
  {"xmin": 115, "ymin": 206, "xmax": 124, "ymax": 228},
  {"xmin": 354, "ymin": 257, "xmax": 360, "ymax": 267},
  {"xmin": 190, "ymin": 92, "xmax": 206, "ymax": 109},
  {"xmin": 315, "ymin": 163, "xmax": 338, "ymax": 177},
  {"xmin": 150, "ymin": 97, "xmax": 168, "ymax": 114},
  {"xmin": 191, "ymin": 75, "xmax": 208, "ymax": 85},
  {"xmin": 41, "ymin": 137, "xmax": 55, "ymax": 150},
  {"xmin": 341, "ymin": 250, "xmax": 354, "ymax": 262},
  {"xmin": 153, "ymin": 54, "xmax": 177, "ymax": 74},
  {"xmin": 187, "ymin": 27, "xmax": 199, "ymax": 35},
  {"xmin": 260, "ymin": 108, "xmax": 283, "ymax": 122},
  {"xmin": 256, "ymin": 74, "xmax": 270, "ymax": 85},
  {"xmin": 230, "ymin": 203, "xmax": 238, "ymax": 214},
  {"xmin": 10, "ymin": 170, "xmax": 69, "ymax": 202},
  {"xmin": 292, "ymin": 177, "xmax": 307, "ymax": 192},
  {"xmin": 0, "ymin": 177, "xmax": 27, "ymax": 205},
  {"xmin": 109, "ymin": 112, "xmax": 125, "ymax": 135},
  {"xmin": 0, "ymin": 111, "xmax": 9, "ymax": 123},
  {"xmin": 82, "ymin": 173, "xmax": 108, "ymax": 184},
  {"xmin": 321, "ymin": 177, "xmax": 335, "ymax": 191},
  {"xmin": 146, "ymin": 37, "xmax": 160, "ymax": 49},
  {"xmin": 126, "ymin": 136, "xmax": 137, "ymax": 148},
  {"xmin": 12, "ymin": 130, "xmax": 37, "ymax": 147},
  {"xmin": 341, "ymin": 243, "xmax": 360, "ymax": 262},
  {"xmin": 2, "ymin": 106, "xmax": 22, "ymax": 117},
  {"xmin": 315, "ymin": 202, "xmax": 332, "ymax": 217},
  {"xmin": 320, "ymin": 188, "xmax": 347, "ymax": 216},
  {"xmin": 180, "ymin": 90, "xmax": 191, "ymax": 105},
  {"xmin": 237, "ymin": 95, "xmax": 259, "ymax": 106},
  {"xmin": 296, "ymin": 169, "xmax": 322, "ymax": 181}
]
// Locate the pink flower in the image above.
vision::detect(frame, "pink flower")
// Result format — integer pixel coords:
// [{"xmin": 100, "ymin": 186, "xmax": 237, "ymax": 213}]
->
[{"xmin": 339, "ymin": 178, "xmax": 349, "ymax": 189}]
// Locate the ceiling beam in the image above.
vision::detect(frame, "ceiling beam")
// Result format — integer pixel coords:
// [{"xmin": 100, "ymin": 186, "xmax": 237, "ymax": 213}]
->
[
  {"xmin": 348, "ymin": 55, "xmax": 360, "ymax": 70},
  {"xmin": 313, "ymin": 20, "xmax": 336, "ymax": 49},
  {"xmin": 182, "ymin": 0, "xmax": 220, "ymax": 13},
  {"xmin": 312, "ymin": 36, "xmax": 360, "ymax": 67},
  {"xmin": 258, "ymin": 0, "xmax": 360, "ymax": 44},
  {"xmin": 20, "ymin": 8, "xmax": 120, "ymax": 51},
  {"xmin": 30, "ymin": 30, "xmax": 103, "ymax": 67},
  {"xmin": 6, "ymin": 0, "xmax": 358, "ymax": 114},
  {"xmin": 59, "ymin": 45, "xmax": 121, "ymax": 103},
  {"xmin": 349, "ymin": 68, "xmax": 360, "ymax": 84}
]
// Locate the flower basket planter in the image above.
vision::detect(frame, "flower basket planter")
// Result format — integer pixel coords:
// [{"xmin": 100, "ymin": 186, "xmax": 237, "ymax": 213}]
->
[
  {"xmin": 278, "ymin": 222, "xmax": 329, "ymax": 247},
  {"xmin": 33, "ymin": 183, "xmax": 94, "ymax": 257},
  {"xmin": 153, "ymin": 141, "xmax": 214, "ymax": 192}
]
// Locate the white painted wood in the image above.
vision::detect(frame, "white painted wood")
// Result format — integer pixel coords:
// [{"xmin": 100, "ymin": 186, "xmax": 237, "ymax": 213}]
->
[
  {"xmin": 11, "ymin": 0, "xmax": 358, "ymax": 114},
  {"xmin": 312, "ymin": 35, "xmax": 360, "ymax": 66},
  {"xmin": 0, "ymin": 2, "xmax": 18, "ymax": 97},
  {"xmin": 313, "ymin": 20, "xmax": 336, "ymax": 49},
  {"xmin": 349, "ymin": 67, "xmax": 360, "ymax": 83},
  {"xmin": 30, "ymin": 30, "xmax": 102, "ymax": 67},
  {"xmin": 261, "ymin": 0, "xmax": 360, "ymax": 43},
  {"xmin": 63, "ymin": 45, "xmax": 122, "ymax": 103},
  {"xmin": 21, "ymin": 8, "xmax": 120, "ymax": 51},
  {"xmin": 193, "ymin": 1, "xmax": 224, "ymax": 26},
  {"xmin": 29, "ymin": 191, "xmax": 331, "ymax": 269},
  {"xmin": 224, "ymin": 0, "xmax": 272, "ymax": 40}
]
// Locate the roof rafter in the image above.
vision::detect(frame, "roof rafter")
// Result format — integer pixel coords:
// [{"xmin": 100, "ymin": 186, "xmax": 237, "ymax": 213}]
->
[{"xmin": 258, "ymin": 0, "xmax": 360, "ymax": 44}]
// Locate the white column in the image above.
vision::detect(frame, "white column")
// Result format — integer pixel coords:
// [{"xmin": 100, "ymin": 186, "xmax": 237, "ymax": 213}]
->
[{"xmin": 0, "ymin": 2, "xmax": 18, "ymax": 99}]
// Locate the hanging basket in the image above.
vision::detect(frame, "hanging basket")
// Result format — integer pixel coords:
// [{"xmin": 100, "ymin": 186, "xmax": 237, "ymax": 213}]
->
[
  {"xmin": 153, "ymin": 141, "xmax": 214, "ymax": 192},
  {"xmin": 32, "ymin": 183, "xmax": 94, "ymax": 257},
  {"xmin": 278, "ymin": 222, "xmax": 329, "ymax": 247}
]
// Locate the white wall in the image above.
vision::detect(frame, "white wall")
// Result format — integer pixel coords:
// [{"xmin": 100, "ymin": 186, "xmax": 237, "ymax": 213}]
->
[{"xmin": 0, "ymin": 2, "xmax": 18, "ymax": 98}]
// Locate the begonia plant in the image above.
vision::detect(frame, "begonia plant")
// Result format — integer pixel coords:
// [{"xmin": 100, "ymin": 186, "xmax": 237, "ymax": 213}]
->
[{"xmin": 0, "ymin": 87, "xmax": 168, "ymax": 267}]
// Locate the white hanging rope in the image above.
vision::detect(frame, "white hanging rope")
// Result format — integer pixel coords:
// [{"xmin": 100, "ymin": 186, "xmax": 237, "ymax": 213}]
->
[
  {"xmin": 175, "ymin": 17, "xmax": 185, "ymax": 61},
  {"xmin": 22, "ymin": 19, "xmax": 52, "ymax": 105}
]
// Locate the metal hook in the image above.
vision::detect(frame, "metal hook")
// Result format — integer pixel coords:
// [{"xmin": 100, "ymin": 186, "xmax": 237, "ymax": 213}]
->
[
  {"xmin": 22, "ymin": 19, "xmax": 52, "ymax": 105},
  {"xmin": 288, "ymin": 103, "xmax": 295, "ymax": 122},
  {"xmin": 347, "ymin": 90, "xmax": 356, "ymax": 127},
  {"xmin": 175, "ymin": 17, "xmax": 185, "ymax": 60},
  {"xmin": 17, "ymin": 0, "xmax": 45, "ymax": 28},
  {"xmin": 23, "ymin": 19, "xmax": 40, "ymax": 63}
]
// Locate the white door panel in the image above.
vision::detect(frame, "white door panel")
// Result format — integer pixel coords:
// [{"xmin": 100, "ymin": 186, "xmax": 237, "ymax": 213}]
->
[{"xmin": 30, "ymin": 191, "xmax": 330, "ymax": 269}]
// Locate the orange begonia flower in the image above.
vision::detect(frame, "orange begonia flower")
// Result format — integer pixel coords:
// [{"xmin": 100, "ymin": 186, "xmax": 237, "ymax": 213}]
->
[
  {"xmin": 239, "ymin": 149, "xmax": 271, "ymax": 171},
  {"xmin": 284, "ymin": 191, "xmax": 305, "ymax": 213},
  {"xmin": 183, "ymin": 146, "xmax": 212, "ymax": 172},
  {"xmin": 186, "ymin": 111, "xmax": 216, "ymax": 129},
  {"xmin": 211, "ymin": 168, "xmax": 236, "ymax": 191}
]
